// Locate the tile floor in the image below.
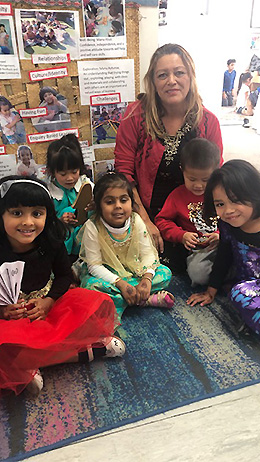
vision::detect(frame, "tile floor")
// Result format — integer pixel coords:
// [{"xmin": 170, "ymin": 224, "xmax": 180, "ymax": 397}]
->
[{"xmin": 29, "ymin": 112, "xmax": 260, "ymax": 462}]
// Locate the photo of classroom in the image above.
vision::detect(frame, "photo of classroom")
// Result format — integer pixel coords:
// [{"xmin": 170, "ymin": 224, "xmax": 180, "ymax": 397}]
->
[{"xmin": 1, "ymin": 2, "xmax": 260, "ymax": 462}]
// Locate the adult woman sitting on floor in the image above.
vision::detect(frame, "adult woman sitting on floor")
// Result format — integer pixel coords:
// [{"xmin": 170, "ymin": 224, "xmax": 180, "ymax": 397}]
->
[{"xmin": 114, "ymin": 43, "xmax": 223, "ymax": 254}]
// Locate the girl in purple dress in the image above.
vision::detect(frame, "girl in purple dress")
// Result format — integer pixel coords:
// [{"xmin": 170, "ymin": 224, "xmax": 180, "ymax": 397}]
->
[{"xmin": 187, "ymin": 160, "xmax": 260, "ymax": 334}]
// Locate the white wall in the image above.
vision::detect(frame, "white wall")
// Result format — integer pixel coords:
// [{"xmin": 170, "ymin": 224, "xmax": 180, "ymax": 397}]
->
[{"xmin": 139, "ymin": 6, "xmax": 158, "ymax": 92}]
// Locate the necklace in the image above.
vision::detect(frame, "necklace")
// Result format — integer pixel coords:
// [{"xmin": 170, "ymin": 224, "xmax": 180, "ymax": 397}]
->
[{"xmin": 163, "ymin": 122, "xmax": 191, "ymax": 166}]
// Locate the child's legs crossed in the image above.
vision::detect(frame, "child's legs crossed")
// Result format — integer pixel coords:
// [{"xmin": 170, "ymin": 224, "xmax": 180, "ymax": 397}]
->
[
  {"xmin": 81, "ymin": 275, "xmax": 128, "ymax": 320},
  {"xmin": 150, "ymin": 264, "xmax": 172, "ymax": 293},
  {"xmin": 187, "ymin": 248, "xmax": 216, "ymax": 287}
]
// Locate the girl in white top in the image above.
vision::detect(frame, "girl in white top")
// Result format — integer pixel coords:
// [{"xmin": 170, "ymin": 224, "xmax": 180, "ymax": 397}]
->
[
  {"xmin": 236, "ymin": 72, "xmax": 252, "ymax": 114},
  {"xmin": 78, "ymin": 172, "xmax": 174, "ymax": 321}
]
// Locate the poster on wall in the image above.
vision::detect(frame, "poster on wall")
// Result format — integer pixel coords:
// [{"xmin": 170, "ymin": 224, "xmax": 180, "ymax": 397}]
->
[
  {"xmin": 80, "ymin": 0, "xmax": 126, "ymax": 59},
  {"xmin": 78, "ymin": 58, "xmax": 135, "ymax": 105},
  {"xmin": 0, "ymin": 96, "xmax": 26, "ymax": 145},
  {"xmin": 15, "ymin": 9, "xmax": 80, "ymax": 60},
  {"xmin": 91, "ymin": 102, "xmax": 127, "ymax": 147},
  {"xmin": 0, "ymin": 16, "xmax": 21, "ymax": 79}
]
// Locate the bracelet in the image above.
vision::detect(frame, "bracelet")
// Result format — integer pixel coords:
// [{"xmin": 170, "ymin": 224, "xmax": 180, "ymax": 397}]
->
[
  {"xmin": 142, "ymin": 276, "xmax": 153, "ymax": 284},
  {"xmin": 113, "ymin": 277, "xmax": 122, "ymax": 285}
]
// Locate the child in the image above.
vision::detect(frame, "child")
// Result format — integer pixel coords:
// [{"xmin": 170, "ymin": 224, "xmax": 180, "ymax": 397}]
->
[
  {"xmin": 47, "ymin": 137, "xmax": 94, "ymax": 257},
  {"xmin": 236, "ymin": 72, "xmax": 252, "ymax": 114},
  {"xmin": 187, "ymin": 160, "xmax": 260, "ymax": 335},
  {"xmin": 0, "ymin": 100, "xmax": 25, "ymax": 145},
  {"xmin": 17, "ymin": 145, "xmax": 38, "ymax": 177},
  {"xmin": 78, "ymin": 172, "xmax": 174, "ymax": 321},
  {"xmin": 0, "ymin": 23, "xmax": 10, "ymax": 54},
  {"xmin": 155, "ymin": 138, "xmax": 220, "ymax": 286},
  {"xmin": 0, "ymin": 175, "xmax": 125, "ymax": 396},
  {"xmin": 222, "ymin": 59, "xmax": 236, "ymax": 107},
  {"xmin": 37, "ymin": 87, "xmax": 69, "ymax": 131}
]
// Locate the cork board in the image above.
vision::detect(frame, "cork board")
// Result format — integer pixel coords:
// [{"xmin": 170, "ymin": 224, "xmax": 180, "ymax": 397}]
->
[{"xmin": 0, "ymin": 1, "xmax": 140, "ymax": 166}]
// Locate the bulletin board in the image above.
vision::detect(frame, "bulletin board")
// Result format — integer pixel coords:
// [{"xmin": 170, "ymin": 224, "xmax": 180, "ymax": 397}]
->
[{"xmin": 0, "ymin": 0, "xmax": 140, "ymax": 176}]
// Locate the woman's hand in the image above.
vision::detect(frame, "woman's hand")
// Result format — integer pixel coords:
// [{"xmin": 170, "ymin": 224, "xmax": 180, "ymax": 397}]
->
[
  {"xmin": 145, "ymin": 220, "xmax": 164, "ymax": 254},
  {"xmin": 26, "ymin": 297, "xmax": 55, "ymax": 321},
  {"xmin": 182, "ymin": 232, "xmax": 199, "ymax": 250},
  {"xmin": 61, "ymin": 212, "xmax": 78, "ymax": 225},
  {"xmin": 115, "ymin": 279, "xmax": 137, "ymax": 305},
  {"xmin": 136, "ymin": 275, "xmax": 152, "ymax": 304},
  {"xmin": 186, "ymin": 287, "xmax": 217, "ymax": 307},
  {"xmin": 1, "ymin": 299, "xmax": 25, "ymax": 320}
]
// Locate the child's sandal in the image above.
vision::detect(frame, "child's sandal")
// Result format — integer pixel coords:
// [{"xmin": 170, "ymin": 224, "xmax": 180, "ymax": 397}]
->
[{"xmin": 146, "ymin": 291, "xmax": 174, "ymax": 309}]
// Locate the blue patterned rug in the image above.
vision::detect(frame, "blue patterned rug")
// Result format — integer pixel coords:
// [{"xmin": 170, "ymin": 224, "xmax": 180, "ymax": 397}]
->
[{"xmin": 1, "ymin": 274, "xmax": 260, "ymax": 462}]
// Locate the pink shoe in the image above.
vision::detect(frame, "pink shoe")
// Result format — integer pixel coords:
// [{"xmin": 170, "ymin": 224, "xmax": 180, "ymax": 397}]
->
[{"xmin": 146, "ymin": 291, "xmax": 174, "ymax": 309}]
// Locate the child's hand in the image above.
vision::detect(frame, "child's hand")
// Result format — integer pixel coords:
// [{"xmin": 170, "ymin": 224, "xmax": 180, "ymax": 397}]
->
[
  {"xmin": 182, "ymin": 232, "xmax": 199, "ymax": 250},
  {"xmin": 84, "ymin": 198, "xmax": 95, "ymax": 212},
  {"xmin": 26, "ymin": 297, "xmax": 55, "ymax": 321},
  {"xmin": 61, "ymin": 212, "xmax": 78, "ymax": 225},
  {"xmin": 202, "ymin": 232, "xmax": 219, "ymax": 250},
  {"xmin": 14, "ymin": 114, "xmax": 21, "ymax": 123},
  {"xmin": 1, "ymin": 299, "xmax": 25, "ymax": 320},
  {"xmin": 186, "ymin": 287, "xmax": 217, "ymax": 307},
  {"xmin": 136, "ymin": 276, "xmax": 152, "ymax": 304},
  {"xmin": 115, "ymin": 280, "xmax": 137, "ymax": 305}
]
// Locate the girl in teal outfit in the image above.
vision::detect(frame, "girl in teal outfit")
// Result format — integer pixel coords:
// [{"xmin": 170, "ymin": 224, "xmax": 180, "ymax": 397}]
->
[
  {"xmin": 46, "ymin": 138, "xmax": 93, "ymax": 258},
  {"xmin": 78, "ymin": 173, "xmax": 174, "ymax": 320}
]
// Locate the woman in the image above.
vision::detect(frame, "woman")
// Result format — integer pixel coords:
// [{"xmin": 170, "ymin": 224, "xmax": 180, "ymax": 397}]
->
[{"xmin": 114, "ymin": 43, "xmax": 223, "ymax": 252}]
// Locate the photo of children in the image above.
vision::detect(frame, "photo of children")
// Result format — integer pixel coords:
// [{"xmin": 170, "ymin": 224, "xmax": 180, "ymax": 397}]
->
[
  {"xmin": 32, "ymin": 86, "xmax": 71, "ymax": 133},
  {"xmin": 0, "ymin": 97, "xmax": 26, "ymax": 145},
  {"xmin": 94, "ymin": 159, "xmax": 115, "ymax": 181},
  {"xmin": 15, "ymin": 9, "xmax": 80, "ymax": 59},
  {"xmin": 91, "ymin": 102, "xmax": 127, "ymax": 146},
  {"xmin": 83, "ymin": 0, "xmax": 125, "ymax": 38},
  {"xmin": 0, "ymin": 19, "xmax": 13, "ymax": 54},
  {"xmin": 16, "ymin": 145, "xmax": 38, "ymax": 177},
  {"xmin": 85, "ymin": 163, "xmax": 94, "ymax": 182}
]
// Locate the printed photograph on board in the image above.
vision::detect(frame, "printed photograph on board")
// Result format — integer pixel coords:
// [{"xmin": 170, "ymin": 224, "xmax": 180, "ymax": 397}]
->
[
  {"xmin": 0, "ymin": 96, "xmax": 26, "ymax": 145},
  {"xmin": 31, "ymin": 86, "xmax": 71, "ymax": 133},
  {"xmin": 15, "ymin": 9, "xmax": 80, "ymax": 59},
  {"xmin": 16, "ymin": 145, "xmax": 39, "ymax": 177},
  {"xmin": 94, "ymin": 159, "xmax": 115, "ymax": 181},
  {"xmin": 0, "ymin": 18, "xmax": 14, "ymax": 54},
  {"xmin": 91, "ymin": 102, "xmax": 127, "ymax": 147},
  {"xmin": 83, "ymin": 0, "xmax": 124, "ymax": 38},
  {"xmin": 0, "ymin": 16, "xmax": 21, "ymax": 79}
]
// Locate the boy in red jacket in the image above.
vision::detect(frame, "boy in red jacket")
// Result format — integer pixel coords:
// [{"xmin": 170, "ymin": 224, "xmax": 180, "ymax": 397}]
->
[{"xmin": 155, "ymin": 138, "xmax": 220, "ymax": 286}]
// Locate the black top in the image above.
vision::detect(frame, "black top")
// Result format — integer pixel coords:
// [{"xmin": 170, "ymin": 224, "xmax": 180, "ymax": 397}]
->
[
  {"xmin": 0, "ymin": 240, "xmax": 73, "ymax": 300},
  {"xmin": 209, "ymin": 222, "xmax": 260, "ymax": 290}
]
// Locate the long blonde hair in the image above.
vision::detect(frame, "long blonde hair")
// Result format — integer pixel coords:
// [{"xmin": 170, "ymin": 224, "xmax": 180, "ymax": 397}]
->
[{"xmin": 140, "ymin": 43, "xmax": 203, "ymax": 140}]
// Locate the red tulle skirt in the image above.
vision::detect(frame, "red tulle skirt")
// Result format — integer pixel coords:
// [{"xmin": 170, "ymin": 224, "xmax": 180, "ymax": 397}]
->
[{"xmin": 0, "ymin": 288, "xmax": 118, "ymax": 395}]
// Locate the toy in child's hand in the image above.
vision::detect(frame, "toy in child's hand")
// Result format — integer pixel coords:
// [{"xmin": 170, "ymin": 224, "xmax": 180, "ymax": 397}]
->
[
  {"xmin": 197, "ymin": 236, "xmax": 207, "ymax": 243},
  {"xmin": 72, "ymin": 182, "xmax": 92, "ymax": 226}
]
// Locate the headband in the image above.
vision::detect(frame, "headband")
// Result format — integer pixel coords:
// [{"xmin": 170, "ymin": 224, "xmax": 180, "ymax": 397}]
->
[{"xmin": 0, "ymin": 179, "xmax": 51, "ymax": 199}]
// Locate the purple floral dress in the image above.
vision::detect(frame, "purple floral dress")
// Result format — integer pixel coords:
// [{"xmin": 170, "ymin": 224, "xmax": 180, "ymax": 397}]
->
[{"xmin": 218, "ymin": 221, "xmax": 260, "ymax": 334}]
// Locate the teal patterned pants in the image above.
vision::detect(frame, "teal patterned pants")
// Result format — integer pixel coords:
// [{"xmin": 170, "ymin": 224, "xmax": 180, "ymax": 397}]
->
[{"xmin": 80, "ymin": 264, "xmax": 172, "ymax": 321}]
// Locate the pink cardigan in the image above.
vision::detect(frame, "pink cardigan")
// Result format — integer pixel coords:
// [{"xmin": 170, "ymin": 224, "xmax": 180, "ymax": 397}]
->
[{"xmin": 114, "ymin": 101, "xmax": 223, "ymax": 212}]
